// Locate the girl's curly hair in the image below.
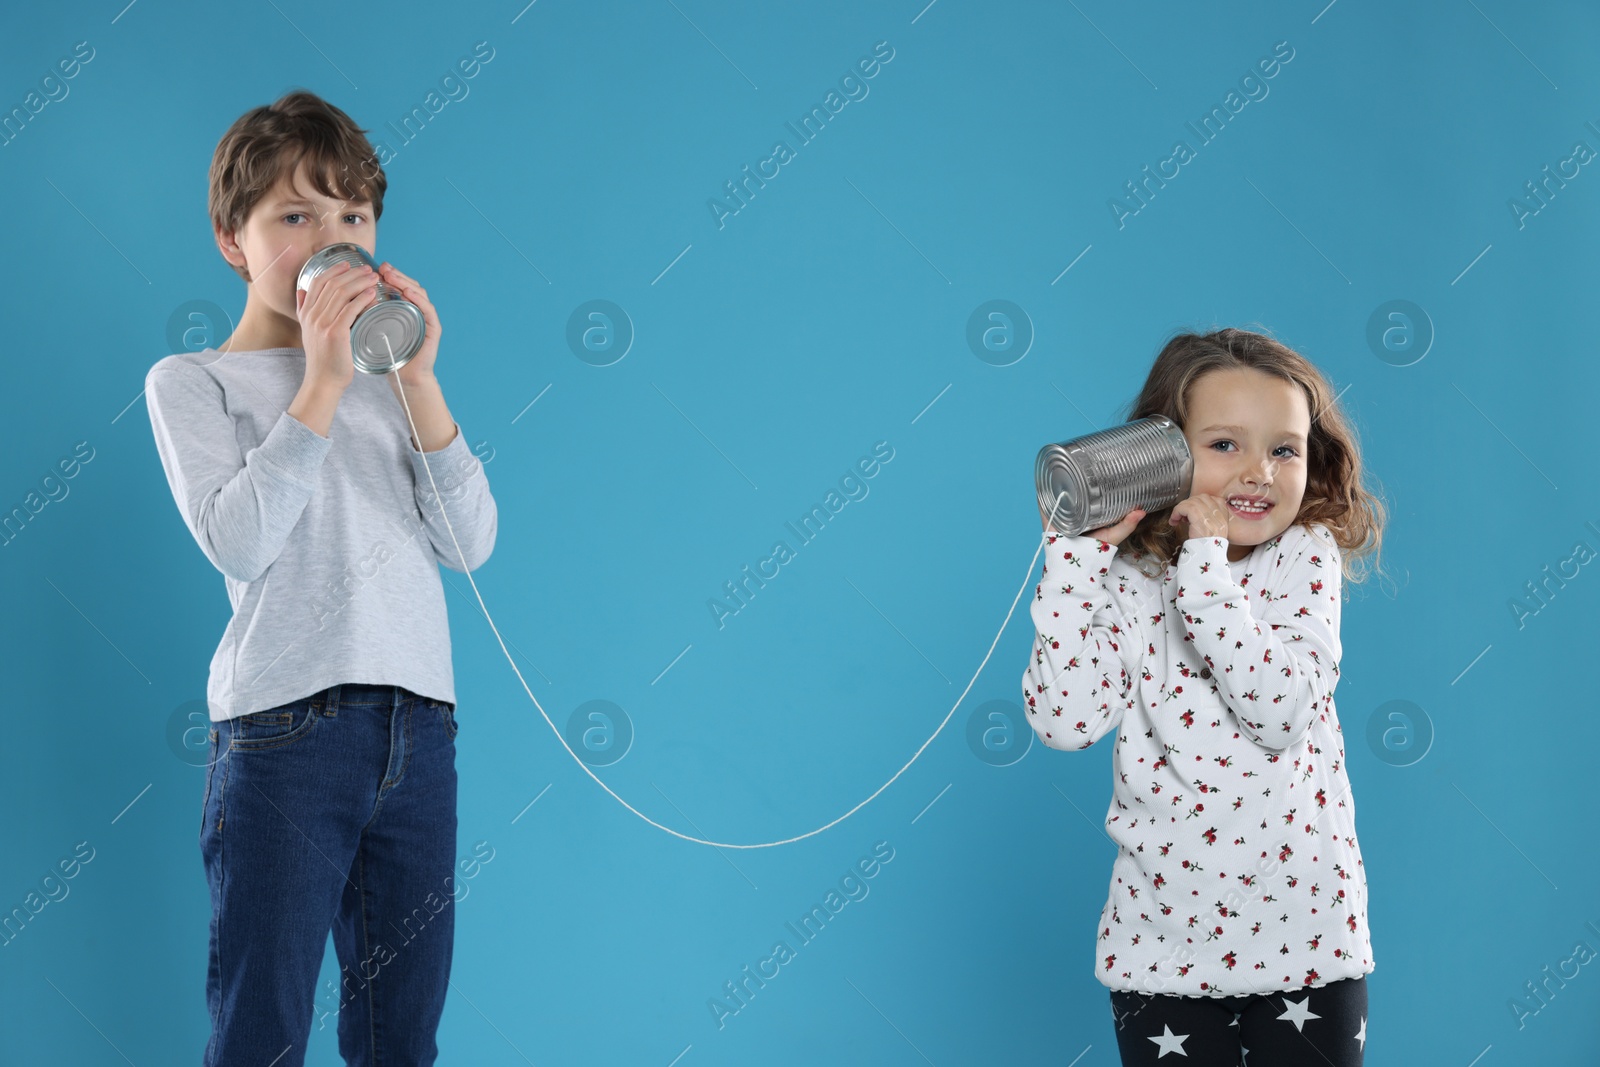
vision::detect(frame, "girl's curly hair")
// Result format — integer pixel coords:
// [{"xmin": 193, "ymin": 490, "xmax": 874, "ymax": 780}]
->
[{"xmin": 1113, "ymin": 326, "xmax": 1389, "ymax": 591}]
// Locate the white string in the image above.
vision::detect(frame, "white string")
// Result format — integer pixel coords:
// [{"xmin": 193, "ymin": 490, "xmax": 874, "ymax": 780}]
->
[{"xmin": 391, "ymin": 369, "xmax": 1060, "ymax": 849}]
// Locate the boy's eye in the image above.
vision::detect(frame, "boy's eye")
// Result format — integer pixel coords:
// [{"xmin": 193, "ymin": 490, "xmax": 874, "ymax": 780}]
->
[{"xmin": 283, "ymin": 213, "xmax": 367, "ymax": 225}]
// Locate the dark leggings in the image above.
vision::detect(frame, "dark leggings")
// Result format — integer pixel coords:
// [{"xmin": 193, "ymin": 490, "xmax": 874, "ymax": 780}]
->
[{"xmin": 1109, "ymin": 976, "xmax": 1367, "ymax": 1066}]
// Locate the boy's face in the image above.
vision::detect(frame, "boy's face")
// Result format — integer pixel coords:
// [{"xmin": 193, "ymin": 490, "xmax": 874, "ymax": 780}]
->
[
  {"xmin": 217, "ymin": 158, "xmax": 375, "ymax": 334},
  {"xmin": 1181, "ymin": 366, "xmax": 1311, "ymax": 562}
]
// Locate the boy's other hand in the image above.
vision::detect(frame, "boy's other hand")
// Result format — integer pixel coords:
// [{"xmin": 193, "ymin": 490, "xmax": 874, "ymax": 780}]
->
[
  {"xmin": 296, "ymin": 259, "xmax": 373, "ymax": 393},
  {"xmin": 378, "ymin": 262, "xmax": 442, "ymax": 388}
]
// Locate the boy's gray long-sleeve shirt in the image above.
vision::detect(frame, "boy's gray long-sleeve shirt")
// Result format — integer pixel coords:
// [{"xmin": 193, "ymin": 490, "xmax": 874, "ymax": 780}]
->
[{"xmin": 144, "ymin": 346, "xmax": 497, "ymax": 722}]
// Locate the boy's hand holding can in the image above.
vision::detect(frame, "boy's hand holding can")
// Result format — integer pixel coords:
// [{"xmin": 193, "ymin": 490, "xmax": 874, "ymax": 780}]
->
[{"xmin": 294, "ymin": 259, "xmax": 375, "ymax": 393}]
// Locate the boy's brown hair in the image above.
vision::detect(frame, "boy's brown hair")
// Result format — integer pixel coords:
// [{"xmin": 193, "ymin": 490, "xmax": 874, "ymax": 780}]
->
[
  {"xmin": 209, "ymin": 89, "xmax": 386, "ymax": 282},
  {"xmin": 1114, "ymin": 326, "xmax": 1389, "ymax": 590}
]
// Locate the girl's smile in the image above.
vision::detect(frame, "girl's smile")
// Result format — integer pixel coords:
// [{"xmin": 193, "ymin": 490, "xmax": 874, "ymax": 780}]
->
[{"xmin": 1225, "ymin": 497, "xmax": 1273, "ymax": 519}]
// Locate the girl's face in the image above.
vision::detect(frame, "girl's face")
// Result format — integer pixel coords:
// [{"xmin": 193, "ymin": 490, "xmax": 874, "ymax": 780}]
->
[{"xmin": 1181, "ymin": 367, "xmax": 1311, "ymax": 562}]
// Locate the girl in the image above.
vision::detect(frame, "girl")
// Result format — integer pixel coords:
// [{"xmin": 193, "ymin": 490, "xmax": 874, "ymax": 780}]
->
[{"xmin": 1023, "ymin": 328, "xmax": 1387, "ymax": 1066}]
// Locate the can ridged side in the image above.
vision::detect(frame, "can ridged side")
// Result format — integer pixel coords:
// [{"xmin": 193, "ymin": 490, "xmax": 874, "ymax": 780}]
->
[{"xmin": 1035, "ymin": 416, "xmax": 1192, "ymax": 536}]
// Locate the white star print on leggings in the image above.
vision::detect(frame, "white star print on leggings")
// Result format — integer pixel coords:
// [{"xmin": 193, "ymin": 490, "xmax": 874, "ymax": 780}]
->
[{"xmin": 1108, "ymin": 974, "xmax": 1367, "ymax": 1065}]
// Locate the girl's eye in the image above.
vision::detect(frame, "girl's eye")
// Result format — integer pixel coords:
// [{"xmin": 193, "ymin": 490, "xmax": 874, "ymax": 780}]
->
[{"xmin": 1211, "ymin": 441, "xmax": 1298, "ymax": 458}]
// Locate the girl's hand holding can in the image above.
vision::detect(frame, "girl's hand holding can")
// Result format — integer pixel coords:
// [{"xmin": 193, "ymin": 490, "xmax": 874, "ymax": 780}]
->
[
  {"xmin": 1168, "ymin": 494, "xmax": 1232, "ymax": 539},
  {"xmin": 1083, "ymin": 507, "xmax": 1146, "ymax": 546},
  {"xmin": 295, "ymin": 259, "xmax": 375, "ymax": 392},
  {"xmin": 1041, "ymin": 504, "xmax": 1146, "ymax": 546}
]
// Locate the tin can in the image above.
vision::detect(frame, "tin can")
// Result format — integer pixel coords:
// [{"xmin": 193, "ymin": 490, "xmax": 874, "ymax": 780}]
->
[
  {"xmin": 295, "ymin": 243, "xmax": 425, "ymax": 375},
  {"xmin": 1035, "ymin": 415, "xmax": 1193, "ymax": 537}
]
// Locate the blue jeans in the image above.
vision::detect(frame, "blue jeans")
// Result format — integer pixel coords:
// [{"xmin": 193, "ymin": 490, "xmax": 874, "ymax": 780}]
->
[{"xmin": 200, "ymin": 683, "xmax": 460, "ymax": 1066}]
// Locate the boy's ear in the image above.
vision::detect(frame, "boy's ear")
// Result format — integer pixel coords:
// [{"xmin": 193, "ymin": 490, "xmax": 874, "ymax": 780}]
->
[{"xmin": 214, "ymin": 221, "xmax": 252, "ymax": 283}]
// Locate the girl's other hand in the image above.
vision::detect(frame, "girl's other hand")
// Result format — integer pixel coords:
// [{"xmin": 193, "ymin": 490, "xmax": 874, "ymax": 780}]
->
[{"xmin": 1168, "ymin": 494, "xmax": 1231, "ymax": 539}]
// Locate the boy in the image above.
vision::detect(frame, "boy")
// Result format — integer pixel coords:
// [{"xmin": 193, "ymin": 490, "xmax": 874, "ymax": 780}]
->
[{"xmin": 144, "ymin": 89, "xmax": 497, "ymax": 1066}]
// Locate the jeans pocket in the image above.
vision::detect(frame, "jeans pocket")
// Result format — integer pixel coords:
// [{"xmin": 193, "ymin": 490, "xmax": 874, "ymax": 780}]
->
[
  {"xmin": 228, "ymin": 702, "xmax": 319, "ymax": 751},
  {"xmin": 199, "ymin": 727, "xmax": 218, "ymax": 841},
  {"xmin": 434, "ymin": 701, "xmax": 459, "ymax": 742}
]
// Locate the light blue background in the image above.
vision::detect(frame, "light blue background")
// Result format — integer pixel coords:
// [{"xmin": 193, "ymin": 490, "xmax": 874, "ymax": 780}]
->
[{"xmin": 2, "ymin": 0, "xmax": 1597, "ymax": 1063}]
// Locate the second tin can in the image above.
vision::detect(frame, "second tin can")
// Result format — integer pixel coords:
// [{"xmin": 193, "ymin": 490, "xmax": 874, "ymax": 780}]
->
[
  {"xmin": 1035, "ymin": 415, "xmax": 1193, "ymax": 537},
  {"xmin": 296, "ymin": 243, "xmax": 425, "ymax": 375}
]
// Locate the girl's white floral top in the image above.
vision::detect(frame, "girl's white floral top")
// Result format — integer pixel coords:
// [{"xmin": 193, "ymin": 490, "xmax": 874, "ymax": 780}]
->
[{"xmin": 1022, "ymin": 523, "xmax": 1374, "ymax": 998}]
